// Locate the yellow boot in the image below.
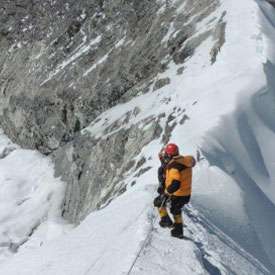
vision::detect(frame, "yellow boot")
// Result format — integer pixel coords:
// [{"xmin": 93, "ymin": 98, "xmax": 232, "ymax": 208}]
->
[{"xmin": 159, "ymin": 208, "xmax": 173, "ymax": 228}]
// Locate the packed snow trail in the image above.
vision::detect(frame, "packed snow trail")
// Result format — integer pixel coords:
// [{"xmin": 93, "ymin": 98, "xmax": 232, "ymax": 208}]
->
[{"xmin": 129, "ymin": 204, "xmax": 270, "ymax": 275}]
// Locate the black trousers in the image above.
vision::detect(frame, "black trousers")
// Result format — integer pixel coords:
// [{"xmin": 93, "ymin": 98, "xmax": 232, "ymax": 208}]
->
[{"xmin": 170, "ymin": 195, "xmax": 190, "ymax": 215}]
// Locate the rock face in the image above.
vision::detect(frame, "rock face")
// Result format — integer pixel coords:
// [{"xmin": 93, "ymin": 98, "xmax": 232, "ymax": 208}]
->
[
  {"xmin": 53, "ymin": 114, "xmax": 163, "ymax": 222},
  {"xmin": 267, "ymin": 0, "xmax": 275, "ymax": 8},
  {"xmin": 0, "ymin": 0, "xmax": 225, "ymax": 223}
]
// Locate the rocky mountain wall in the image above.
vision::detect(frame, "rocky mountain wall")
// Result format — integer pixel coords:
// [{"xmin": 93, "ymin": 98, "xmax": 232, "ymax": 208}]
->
[{"xmin": 0, "ymin": 0, "xmax": 225, "ymax": 222}]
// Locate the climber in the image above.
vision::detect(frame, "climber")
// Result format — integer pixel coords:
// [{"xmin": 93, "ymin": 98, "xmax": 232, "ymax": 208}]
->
[
  {"xmin": 154, "ymin": 143, "xmax": 196, "ymax": 239},
  {"xmin": 157, "ymin": 147, "xmax": 166, "ymax": 194}
]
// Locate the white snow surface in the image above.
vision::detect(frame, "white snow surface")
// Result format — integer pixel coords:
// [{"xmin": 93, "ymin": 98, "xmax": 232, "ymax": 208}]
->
[
  {"xmin": 1, "ymin": 0, "xmax": 275, "ymax": 274},
  {"xmin": 0, "ymin": 131, "xmax": 69, "ymax": 265}
]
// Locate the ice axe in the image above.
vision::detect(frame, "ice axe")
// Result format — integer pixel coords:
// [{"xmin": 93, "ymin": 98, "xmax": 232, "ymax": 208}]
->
[{"xmin": 153, "ymin": 193, "xmax": 170, "ymax": 208}]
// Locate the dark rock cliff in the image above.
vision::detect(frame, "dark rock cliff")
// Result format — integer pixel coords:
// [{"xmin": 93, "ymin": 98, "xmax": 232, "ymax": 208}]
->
[{"xmin": 0, "ymin": 0, "xmax": 225, "ymax": 222}]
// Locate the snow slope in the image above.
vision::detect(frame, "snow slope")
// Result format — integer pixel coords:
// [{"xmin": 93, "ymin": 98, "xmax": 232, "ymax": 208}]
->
[
  {"xmin": 1, "ymin": 0, "xmax": 275, "ymax": 274},
  {"xmin": 0, "ymin": 131, "xmax": 69, "ymax": 264},
  {"xmin": 0, "ymin": 154, "xmax": 268, "ymax": 275},
  {"xmin": 196, "ymin": 1, "xmax": 275, "ymax": 272}
]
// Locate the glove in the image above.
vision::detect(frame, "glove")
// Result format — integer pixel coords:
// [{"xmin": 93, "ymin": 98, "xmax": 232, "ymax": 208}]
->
[{"xmin": 153, "ymin": 194, "xmax": 168, "ymax": 208}]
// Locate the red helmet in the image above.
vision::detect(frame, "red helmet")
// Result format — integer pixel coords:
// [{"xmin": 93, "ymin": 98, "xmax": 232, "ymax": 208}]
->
[{"xmin": 165, "ymin": 143, "xmax": 179, "ymax": 157}]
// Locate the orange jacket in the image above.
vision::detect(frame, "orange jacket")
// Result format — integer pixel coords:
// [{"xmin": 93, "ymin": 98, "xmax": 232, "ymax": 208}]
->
[{"xmin": 165, "ymin": 155, "xmax": 196, "ymax": 197}]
